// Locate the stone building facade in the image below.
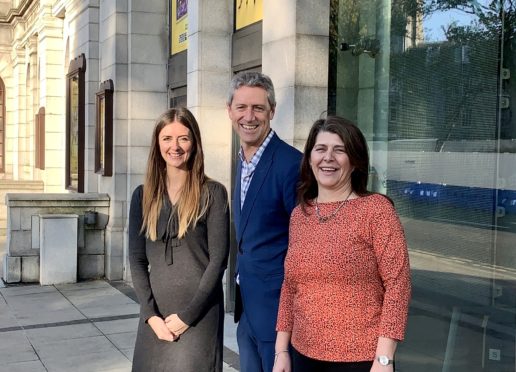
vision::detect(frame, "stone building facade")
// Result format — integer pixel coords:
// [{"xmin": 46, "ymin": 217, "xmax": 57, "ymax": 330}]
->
[{"xmin": 0, "ymin": 0, "xmax": 330, "ymax": 282}]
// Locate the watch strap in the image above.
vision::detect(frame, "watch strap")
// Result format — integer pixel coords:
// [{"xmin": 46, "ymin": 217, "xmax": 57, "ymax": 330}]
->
[{"xmin": 377, "ymin": 355, "xmax": 394, "ymax": 366}]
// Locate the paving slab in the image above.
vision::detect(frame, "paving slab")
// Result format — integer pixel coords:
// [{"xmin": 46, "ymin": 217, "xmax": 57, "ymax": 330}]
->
[
  {"xmin": 93, "ymin": 318, "xmax": 139, "ymax": 335},
  {"xmin": 119, "ymin": 347, "xmax": 134, "ymax": 361},
  {"xmin": 75, "ymin": 303, "xmax": 140, "ymax": 319},
  {"xmin": 35, "ymin": 335, "xmax": 131, "ymax": 371},
  {"xmin": 34, "ymin": 334, "xmax": 120, "ymax": 357},
  {"xmin": 57, "ymin": 289, "xmax": 120, "ymax": 309},
  {"xmin": 224, "ymin": 362, "xmax": 239, "ymax": 372},
  {"xmin": 224, "ymin": 313, "xmax": 238, "ymax": 353},
  {"xmin": 0, "ymin": 294, "xmax": 20, "ymax": 329},
  {"xmin": 0, "ymin": 284, "xmax": 56, "ymax": 297},
  {"xmin": 56, "ymin": 281, "xmax": 111, "ymax": 291},
  {"xmin": 105, "ymin": 331, "xmax": 137, "ymax": 350},
  {"xmin": 0, "ymin": 286, "xmax": 84, "ymax": 326},
  {"xmin": 57, "ymin": 282, "xmax": 139, "ymax": 318},
  {"xmin": 0, "ymin": 360, "xmax": 47, "ymax": 372},
  {"xmin": 25, "ymin": 323, "xmax": 102, "ymax": 344},
  {"xmin": 96, "ymin": 368, "xmax": 132, "ymax": 372},
  {"xmin": 41, "ymin": 350, "xmax": 131, "ymax": 372},
  {"xmin": 0, "ymin": 330, "xmax": 38, "ymax": 364}
]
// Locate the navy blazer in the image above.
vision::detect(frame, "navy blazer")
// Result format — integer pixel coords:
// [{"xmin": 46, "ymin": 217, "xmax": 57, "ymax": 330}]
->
[{"xmin": 233, "ymin": 133, "xmax": 302, "ymax": 341}]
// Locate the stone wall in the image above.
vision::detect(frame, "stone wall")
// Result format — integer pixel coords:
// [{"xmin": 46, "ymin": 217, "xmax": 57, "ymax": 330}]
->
[{"xmin": 2, "ymin": 193, "xmax": 110, "ymax": 283}]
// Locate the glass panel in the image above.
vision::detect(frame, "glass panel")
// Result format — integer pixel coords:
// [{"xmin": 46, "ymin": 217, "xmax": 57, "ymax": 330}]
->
[
  {"xmin": 69, "ymin": 75, "xmax": 79, "ymax": 189},
  {"xmin": 331, "ymin": 0, "xmax": 515, "ymax": 371},
  {"xmin": 169, "ymin": 94, "xmax": 187, "ymax": 108},
  {"xmin": 98, "ymin": 95, "xmax": 105, "ymax": 172}
]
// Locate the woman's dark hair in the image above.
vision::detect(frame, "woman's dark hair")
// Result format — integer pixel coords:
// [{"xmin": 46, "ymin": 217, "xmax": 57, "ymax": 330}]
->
[{"xmin": 298, "ymin": 116, "xmax": 374, "ymax": 212}]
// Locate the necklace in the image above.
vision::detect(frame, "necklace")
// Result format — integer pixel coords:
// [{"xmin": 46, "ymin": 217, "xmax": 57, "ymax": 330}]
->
[{"xmin": 315, "ymin": 190, "xmax": 353, "ymax": 223}]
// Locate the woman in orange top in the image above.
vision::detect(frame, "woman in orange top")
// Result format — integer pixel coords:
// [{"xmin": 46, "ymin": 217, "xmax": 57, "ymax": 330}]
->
[{"xmin": 273, "ymin": 116, "xmax": 411, "ymax": 372}]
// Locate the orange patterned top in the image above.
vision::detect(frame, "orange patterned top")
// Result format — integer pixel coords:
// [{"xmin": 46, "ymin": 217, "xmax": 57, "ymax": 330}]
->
[{"xmin": 276, "ymin": 194, "xmax": 411, "ymax": 362}]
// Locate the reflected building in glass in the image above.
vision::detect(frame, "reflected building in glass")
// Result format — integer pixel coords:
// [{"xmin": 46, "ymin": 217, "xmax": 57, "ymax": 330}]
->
[{"xmin": 330, "ymin": 1, "xmax": 516, "ymax": 370}]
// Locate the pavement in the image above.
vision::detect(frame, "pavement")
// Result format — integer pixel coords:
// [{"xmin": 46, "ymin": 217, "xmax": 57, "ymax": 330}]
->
[{"xmin": 0, "ymin": 279, "xmax": 240, "ymax": 372}]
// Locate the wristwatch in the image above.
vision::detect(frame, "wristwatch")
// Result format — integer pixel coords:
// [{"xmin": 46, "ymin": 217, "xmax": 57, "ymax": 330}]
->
[{"xmin": 377, "ymin": 355, "xmax": 394, "ymax": 366}]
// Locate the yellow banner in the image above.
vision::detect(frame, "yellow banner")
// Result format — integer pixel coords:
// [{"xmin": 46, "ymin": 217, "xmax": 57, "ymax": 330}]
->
[
  {"xmin": 171, "ymin": 0, "xmax": 188, "ymax": 55},
  {"xmin": 235, "ymin": 0, "xmax": 263, "ymax": 30}
]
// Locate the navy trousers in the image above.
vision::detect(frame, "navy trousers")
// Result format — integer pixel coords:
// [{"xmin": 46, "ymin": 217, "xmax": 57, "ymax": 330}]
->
[{"xmin": 237, "ymin": 312, "xmax": 275, "ymax": 372}]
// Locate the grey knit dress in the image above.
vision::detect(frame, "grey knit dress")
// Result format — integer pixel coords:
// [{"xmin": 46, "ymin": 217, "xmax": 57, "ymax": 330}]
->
[{"xmin": 129, "ymin": 180, "xmax": 229, "ymax": 372}]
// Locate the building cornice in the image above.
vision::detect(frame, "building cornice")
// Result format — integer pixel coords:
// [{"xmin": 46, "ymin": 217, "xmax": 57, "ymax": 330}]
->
[
  {"xmin": 0, "ymin": 0, "xmax": 33, "ymax": 24},
  {"xmin": 52, "ymin": 0, "xmax": 66, "ymax": 19}
]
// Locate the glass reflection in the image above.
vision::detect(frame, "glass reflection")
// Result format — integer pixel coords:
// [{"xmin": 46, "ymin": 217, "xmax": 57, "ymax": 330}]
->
[
  {"xmin": 98, "ymin": 95, "xmax": 105, "ymax": 172},
  {"xmin": 331, "ymin": 0, "xmax": 515, "ymax": 370},
  {"xmin": 69, "ymin": 75, "xmax": 79, "ymax": 189}
]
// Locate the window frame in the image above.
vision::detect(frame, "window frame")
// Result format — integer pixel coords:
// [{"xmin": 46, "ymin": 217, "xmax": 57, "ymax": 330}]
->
[
  {"xmin": 95, "ymin": 79, "xmax": 114, "ymax": 176},
  {"xmin": 65, "ymin": 54, "xmax": 86, "ymax": 193},
  {"xmin": 35, "ymin": 107, "xmax": 45, "ymax": 170}
]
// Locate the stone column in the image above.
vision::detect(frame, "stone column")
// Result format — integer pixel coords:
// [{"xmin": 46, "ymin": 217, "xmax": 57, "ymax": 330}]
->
[
  {"xmin": 35, "ymin": 5, "xmax": 66, "ymax": 192},
  {"xmin": 98, "ymin": 0, "xmax": 130, "ymax": 281},
  {"xmin": 22, "ymin": 37, "xmax": 38, "ymax": 180},
  {"xmin": 100, "ymin": 0, "xmax": 127, "ymax": 281},
  {"xmin": 38, "ymin": 7, "xmax": 65, "ymax": 192},
  {"xmin": 121, "ymin": 0, "xmax": 168, "ymax": 280},
  {"xmin": 187, "ymin": 0, "xmax": 232, "ymax": 188},
  {"xmin": 0, "ymin": 64, "xmax": 14, "ymax": 178},
  {"xmin": 75, "ymin": 1, "xmax": 101, "ymax": 193},
  {"xmin": 263, "ymin": 0, "xmax": 330, "ymax": 150},
  {"xmin": 10, "ymin": 46, "xmax": 25, "ymax": 180}
]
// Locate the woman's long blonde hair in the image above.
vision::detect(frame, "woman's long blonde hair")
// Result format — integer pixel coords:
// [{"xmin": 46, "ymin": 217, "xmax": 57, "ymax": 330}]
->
[{"xmin": 141, "ymin": 108, "xmax": 209, "ymax": 240}]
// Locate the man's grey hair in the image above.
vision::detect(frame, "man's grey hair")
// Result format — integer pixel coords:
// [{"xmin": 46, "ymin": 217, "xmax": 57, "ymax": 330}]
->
[{"xmin": 227, "ymin": 71, "xmax": 276, "ymax": 108}]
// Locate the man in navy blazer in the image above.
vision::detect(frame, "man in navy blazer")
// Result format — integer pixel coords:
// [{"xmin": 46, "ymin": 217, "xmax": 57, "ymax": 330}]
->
[{"xmin": 227, "ymin": 71, "xmax": 302, "ymax": 372}]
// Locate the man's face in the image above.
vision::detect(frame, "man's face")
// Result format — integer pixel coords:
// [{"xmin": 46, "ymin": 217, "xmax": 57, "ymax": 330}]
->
[{"xmin": 227, "ymin": 86, "xmax": 275, "ymax": 151}]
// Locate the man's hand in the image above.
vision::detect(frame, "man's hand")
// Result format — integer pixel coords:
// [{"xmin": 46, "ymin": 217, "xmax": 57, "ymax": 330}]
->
[{"xmin": 147, "ymin": 316, "xmax": 176, "ymax": 342}]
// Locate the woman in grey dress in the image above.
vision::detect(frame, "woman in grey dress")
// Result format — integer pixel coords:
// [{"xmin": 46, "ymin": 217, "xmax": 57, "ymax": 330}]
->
[{"xmin": 129, "ymin": 107, "xmax": 230, "ymax": 372}]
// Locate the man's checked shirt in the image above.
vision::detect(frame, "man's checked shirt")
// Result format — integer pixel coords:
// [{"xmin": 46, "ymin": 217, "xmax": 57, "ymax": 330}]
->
[{"xmin": 238, "ymin": 129, "xmax": 275, "ymax": 209}]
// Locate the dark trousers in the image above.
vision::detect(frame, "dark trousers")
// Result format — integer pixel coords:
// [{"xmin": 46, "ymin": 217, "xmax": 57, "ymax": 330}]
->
[
  {"xmin": 237, "ymin": 312, "xmax": 275, "ymax": 372},
  {"xmin": 292, "ymin": 347, "xmax": 373, "ymax": 372}
]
